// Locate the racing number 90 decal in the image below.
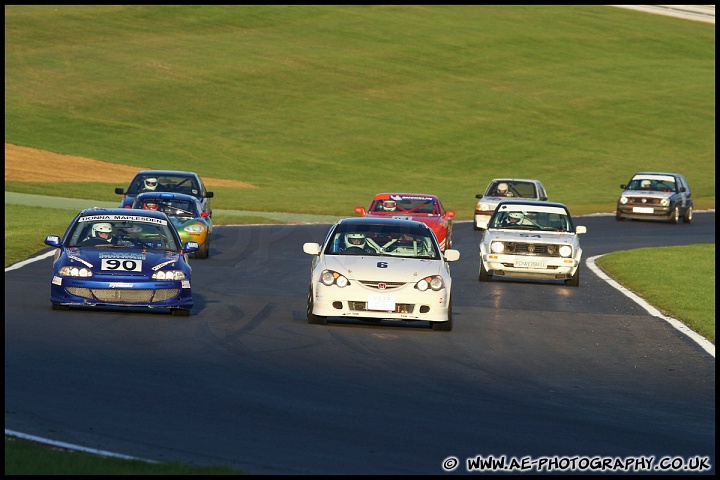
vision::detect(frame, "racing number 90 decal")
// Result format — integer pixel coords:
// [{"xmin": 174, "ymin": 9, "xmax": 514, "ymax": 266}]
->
[{"xmin": 101, "ymin": 259, "xmax": 143, "ymax": 272}]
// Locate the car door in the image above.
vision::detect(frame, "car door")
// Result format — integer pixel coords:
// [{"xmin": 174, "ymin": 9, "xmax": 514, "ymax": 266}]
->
[{"xmin": 676, "ymin": 175, "xmax": 692, "ymax": 211}]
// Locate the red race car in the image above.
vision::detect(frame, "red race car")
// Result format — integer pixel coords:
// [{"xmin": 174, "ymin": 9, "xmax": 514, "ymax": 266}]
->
[{"xmin": 355, "ymin": 193, "xmax": 455, "ymax": 250}]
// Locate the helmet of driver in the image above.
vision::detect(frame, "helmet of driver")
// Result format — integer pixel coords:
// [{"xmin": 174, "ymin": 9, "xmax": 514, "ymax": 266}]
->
[
  {"xmin": 144, "ymin": 177, "xmax": 158, "ymax": 191},
  {"xmin": 344, "ymin": 232, "xmax": 366, "ymax": 249},
  {"xmin": 640, "ymin": 180, "xmax": 651, "ymax": 189},
  {"xmin": 92, "ymin": 222, "xmax": 113, "ymax": 237},
  {"xmin": 497, "ymin": 182, "xmax": 508, "ymax": 194},
  {"xmin": 144, "ymin": 201, "xmax": 159, "ymax": 210},
  {"xmin": 382, "ymin": 200, "xmax": 397, "ymax": 211},
  {"xmin": 508, "ymin": 212, "xmax": 523, "ymax": 221}
]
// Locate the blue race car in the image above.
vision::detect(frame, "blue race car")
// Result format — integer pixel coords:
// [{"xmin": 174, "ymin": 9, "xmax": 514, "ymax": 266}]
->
[{"xmin": 44, "ymin": 207, "xmax": 200, "ymax": 316}]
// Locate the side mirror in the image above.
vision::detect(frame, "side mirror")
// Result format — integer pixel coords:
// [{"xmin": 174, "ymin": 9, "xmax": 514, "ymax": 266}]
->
[
  {"xmin": 303, "ymin": 243, "xmax": 321, "ymax": 255},
  {"xmin": 445, "ymin": 210, "xmax": 455, "ymax": 219},
  {"xmin": 475, "ymin": 194, "xmax": 483, "ymax": 199},
  {"xmin": 115, "ymin": 187, "xmax": 125, "ymax": 194},
  {"xmin": 354, "ymin": 206, "xmax": 366, "ymax": 216},
  {"xmin": 576, "ymin": 226, "xmax": 587, "ymax": 234},
  {"xmin": 205, "ymin": 192, "xmax": 214, "ymax": 198},
  {"xmin": 443, "ymin": 249, "xmax": 460, "ymax": 262},
  {"xmin": 44, "ymin": 235, "xmax": 62, "ymax": 248},
  {"xmin": 201, "ymin": 211, "xmax": 209, "ymax": 218},
  {"xmin": 620, "ymin": 184, "xmax": 627, "ymax": 189},
  {"xmin": 184, "ymin": 241, "xmax": 200, "ymax": 253}
]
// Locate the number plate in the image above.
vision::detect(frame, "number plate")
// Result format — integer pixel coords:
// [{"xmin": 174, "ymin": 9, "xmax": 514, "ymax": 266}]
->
[
  {"xmin": 633, "ymin": 206, "xmax": 654, "ymax": 213},
  {"xmin": 514, "ymin": 259, "xmax": 546, "ymax": 269},
  {"xmin": 368, "ymin": 294, "xmax": 396, "ymax": 311}
]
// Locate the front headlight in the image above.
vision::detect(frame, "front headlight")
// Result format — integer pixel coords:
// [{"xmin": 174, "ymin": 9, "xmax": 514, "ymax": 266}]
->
[
  {"xmin": 184, "ymin": 225, "xmax": 205, "ymax": 233},
  {"xmin": 480, "ymin": 203, "xmax": 490, "ymax": 211},
  {"xmin": 320, "ymin": 269, "xmax": 349, "ymax": 287},
  {"xmin": 491, "ymin": 242, "xmax": 505, "ymax": 254},
  {"xmin": 559, "ymin": 245, "xmax": 572, "ymax": 258},
  {"xmin": 660, "ymin": 198, "xmax": 670, "ymax": 206},
  {"xmin": 153, "ymin": 270, "xmax": 187, "ymax": 280},
  {"xmin": 620, "ymin": 197, "xmax": 628, "ymax": 204},
  {"xmin": 416, "ymin": 275, "xmax": 444, "ymax": 291},
  {"xmin": 59, "ymin": 266, "xmax": 93, "ymax": 277}
]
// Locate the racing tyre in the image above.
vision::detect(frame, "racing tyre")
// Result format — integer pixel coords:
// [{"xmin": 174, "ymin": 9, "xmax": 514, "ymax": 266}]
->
[
  {"xmin": 615, "ymin": 211, "xmax": 624, "ymax": 221},
  {"xmin": 682, "ymin": 206, "xmax": 693, "ymax": 224},
  {"xmin": 669, "ymin": 207, "xmax": 679, "ymax": 225},
  {"xmin": 565, "ymin": 266, "xmax": 580, "ymax": 287},
  {"xmin": 432, "ymin": 296, "xmax": 453, "ymax": 331},
  {"xmin": 479, "ymin": 262, "xmax": 492, "ymax": 282},
  {"xmin": 171, "ymin": 308, "xmax": 191, "ymax": 317},
  {"xmin": 51, "ymin": 303, "xmax": 69, "ymax": 311},
  {"xmin": 307, "ymin": 287, "xmax": 327, "ymax": 325}
]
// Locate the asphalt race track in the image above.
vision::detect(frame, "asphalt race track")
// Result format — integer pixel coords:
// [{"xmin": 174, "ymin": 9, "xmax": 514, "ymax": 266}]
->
[{"xmin": 4, "ymin": 212, "xmax": 715, "ymax": 474}]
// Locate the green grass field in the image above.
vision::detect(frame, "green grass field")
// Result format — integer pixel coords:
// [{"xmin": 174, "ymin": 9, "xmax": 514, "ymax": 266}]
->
[{"xmin": 4, "ymin": 5, "xmax": 715, "ymax": 475}]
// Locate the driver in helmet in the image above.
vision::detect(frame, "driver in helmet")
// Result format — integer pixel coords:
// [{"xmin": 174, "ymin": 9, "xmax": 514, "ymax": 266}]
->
[
  {"xmin": 81, "ymin": 222, "xmax": 115, "ymax": 245},
  {"xmin": 382, "ymin": 200, "xmax": 397, "ymax": 212},
  {"xmin": 342, "ymin": 232, "xmax": 374, "ymax": 254},
  {"xmin": 143, "ymin": 200, "xmax": 160, "ymax": 211},
  {"xmin": 495, "ymin": 182, "xmax": 512, "ymax": 196},
  {"xmin": 502, "ymin": 212, "xmax": 524, "ymax": 226},
  {"xmin": 143, "ymin": 177, "xmax": 159, "ymax": 191}
]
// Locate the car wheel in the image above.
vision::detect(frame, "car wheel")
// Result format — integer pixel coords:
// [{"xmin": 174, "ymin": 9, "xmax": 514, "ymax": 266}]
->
[
  {"xmin": 51, "ymin": 303, "xmax": 69, "ymax": 311},
  {"xmin": 432, "ymin": 295, "xmax": 452, "ymax": 331},
  {"xmin": 171, "ymin": 308, "xmax": 191, "ymax": 316},
  {"xmin": 479, "ymin": 262, "xmax": 492, "ymax": 282},
  {"xmin": 307, "ymin": 287, "xmax": 327, "ymax": 325},
  {"xmin": 682, "ymin": 206, "xmax": 693, "ymax": 224},
  {"xmin": 670, "ymin": 207, "xmax": 679, "ymax": 224},
  {"xmin": 194, "ymin": 241, "xmax": 209, "ymax": 259},
  {"xmin": 615, "ymin": 211, "xmax": 624, "ymax": 221},
  {"xmin": 565, "ymin": 266, "xmax": 580, "ymax": 287}
]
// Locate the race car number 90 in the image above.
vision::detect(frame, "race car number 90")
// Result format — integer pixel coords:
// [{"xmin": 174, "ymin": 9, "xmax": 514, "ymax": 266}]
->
[{"xmin": 101, "ymin": 259, "xmax": 143, "ymax": 272}]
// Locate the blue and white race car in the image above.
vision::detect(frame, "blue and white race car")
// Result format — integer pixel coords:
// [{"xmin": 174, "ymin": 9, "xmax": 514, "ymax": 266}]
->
[{"xmin": 44, "ymin": 207, "xmax": 199, "ymax": 316}]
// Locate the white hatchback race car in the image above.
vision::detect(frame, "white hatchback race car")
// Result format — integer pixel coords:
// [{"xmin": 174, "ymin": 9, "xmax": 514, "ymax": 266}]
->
[
  {"xmin": 479, "ymin": 201, "xmax": 587, "ymax": 286},
  {"xmin": 303, "ymin": 217, "xmax": 460, "ymax": 331}
]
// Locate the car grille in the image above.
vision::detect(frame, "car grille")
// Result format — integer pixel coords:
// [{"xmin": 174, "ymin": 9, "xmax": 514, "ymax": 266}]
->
[
  {"xmin": 358, "ymin": 281, "xmax": 406, "ymax": 289},
  {"xmin": 348, "ymin": 301, "xmax": 415, "ymax": 313},
  {"xmin": 66, "ymin": 287, "xmax": 179, "ymax": 303},
  {"xmin": 625, "ymin": 197, "xmax": 664, "ymax": 205},
  {"xmin": 502, "ymin": 242, "xmax": 564, "ymax": 257}
]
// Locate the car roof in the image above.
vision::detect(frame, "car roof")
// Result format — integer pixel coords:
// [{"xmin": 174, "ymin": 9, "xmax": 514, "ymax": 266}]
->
[
  {"xmin": 133, "ymin": 170, "xmax": 202, "ymax": 178},
  {"xmin": 632, "ymin": 171, "xmax": 683, "ymax": 177},
  {"xmin": 78, "ymin": 207, "xmax": 169, "ymax": 220},
  {"xmin": 338, "ymin": 216, "xmax": 429, "ymax": 228},
  {"xmin": 134, "ymin": 192, "xmax": 200, "ymax": 203},
  {"xmin": 372, "ymin": 193, "xmax": 440, "ymax": 199},
  {"xmin": 496, "ymin": 200, "xmax": 568, "ymax": 209},
  {"xmin": 488, "ymin": 178, "xmax": 543, "ymax": 183}
]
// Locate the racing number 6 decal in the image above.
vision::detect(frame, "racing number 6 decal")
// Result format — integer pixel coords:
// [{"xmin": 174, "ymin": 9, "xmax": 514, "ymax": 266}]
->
[
  {"xmin": 376, "ymin": 262, "xmax": 388, "ymax": 268},
  {"xmin": 101, "ymin": 259, "xmax": 143, "ymax": 272}
]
